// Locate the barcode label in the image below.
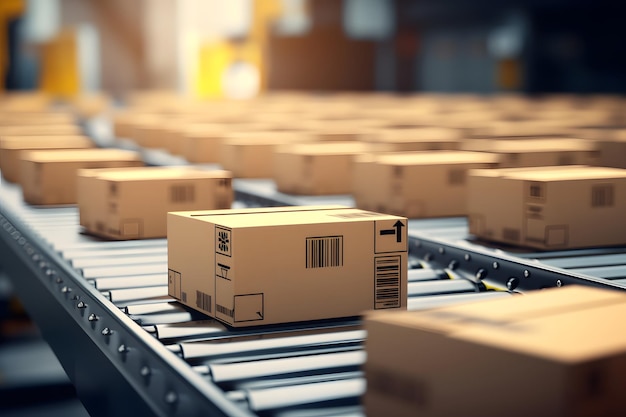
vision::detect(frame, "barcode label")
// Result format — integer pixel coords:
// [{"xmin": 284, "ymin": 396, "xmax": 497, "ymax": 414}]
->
[
  {"xmin": 375, "ymin": 256, "xmax": 401, "ymax": 309},
  {"xmin": 217, "ymin": 304, "xmax": 234, "ymax": 318},
  {"xmin": 196, "ymin": 291, "xmax": 211, "ymax": 313},
  {"xmin": 306, "ymin": 236, "xmax": 343, "ymax": 269},
  {"xmin": 171, "ymin": 184, "xmax": 195, "ymax": 203}
]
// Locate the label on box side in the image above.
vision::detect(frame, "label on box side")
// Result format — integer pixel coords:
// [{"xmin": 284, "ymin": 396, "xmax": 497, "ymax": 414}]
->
[{"xmin": 375, "ymin": 255, "xmax": 401, "ymax": 309}]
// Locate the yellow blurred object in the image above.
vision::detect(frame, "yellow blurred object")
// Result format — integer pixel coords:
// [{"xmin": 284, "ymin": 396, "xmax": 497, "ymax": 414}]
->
[
  {"xmin": 193, "ymin": 0, "xmax": 282, "ymax": 99},
  {"xmin": 39, "ymin": 28, "xmax": 80, "ymax": 98},
  {"xmin": 0, "ymin": 0, "xmax": 24, "ymax": 92}
]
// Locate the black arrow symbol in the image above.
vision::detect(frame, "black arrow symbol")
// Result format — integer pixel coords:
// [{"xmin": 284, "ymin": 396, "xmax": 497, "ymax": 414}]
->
[{"xmin": 380, "ymin": 221, "xmax": 405, "ymax": 243}]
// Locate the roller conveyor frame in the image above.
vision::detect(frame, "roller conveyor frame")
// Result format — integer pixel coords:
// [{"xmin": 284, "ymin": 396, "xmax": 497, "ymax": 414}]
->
[{"xmin": 2, "ymin": 118, "xmax": 626, "ymax": 416}]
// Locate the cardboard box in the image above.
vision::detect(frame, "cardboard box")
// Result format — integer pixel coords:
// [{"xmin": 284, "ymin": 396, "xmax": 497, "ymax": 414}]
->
[
  {"xmin": 365, "ymin": 286, "xmax": 626, "ymax": 417},
  {"xmin": 167, "ymin": 206, "xmax": 408, "ymax": 327},
  {"xmin": 461, "ymin": 138, "xmax": 599, "ymax": 168},
  {"xmin": 180, "ymin": 124, "xmax": 229, "ymax": 163},
  {"xmin": 352, "ymin": 151, "xmax": 500, "ymax": 218},
  {"xmin": 0, "ymin": 135, "xmax": 93, "ymax": 183},
  {"xmin": 361, "ymin": 128, "xmax": 461, "ymax": 152},
  {"xmin": 20, "ymin": 149, "xmax": 143, "ymax": 205},
  {"xmin": 273, "ymin": 141, "xmax": 373, "ymax": 195},
  {"xmin": 468, "ymin": 165, "xmax": 626, "ymax": 249},
  {"xmin": 220, "ymin": 131, "xmax": 313, "ymax": 178},
  {"xmin": 469, "ymin": 121, "xmax": 577, "ymax": 139},
  {"xmin": 597, "ymin": 136, "xmax": 626, "ymax": 169},
  {"xmin": 0, "ymin": 124, "xmax": 82, "ymax": 138},
  {"xmin": 77, "ymin": 167, "xmax": 233, "ymax": 239}
]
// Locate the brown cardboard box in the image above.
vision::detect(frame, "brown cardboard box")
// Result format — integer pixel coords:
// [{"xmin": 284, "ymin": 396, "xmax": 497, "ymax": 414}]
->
[
  {"xmin": 273, "ymin": 141, "xmax": 373, "ymax": 195},
  {"xmin": 597, "ymin": 136, "xmax": 626, "ymax": 169},
  {"xmin": 352, "ymin": 151, "xmax": 500, "ymax": 218},
  {"xmin": 167, "ymin": 206, "xmax": 408, "ymax": 327},
  {"xmin": 468, "ymin": 165, "xmax": 626, "ymax": 249},
  {"xmin": 20, "ymin": 149, "xmax": 143, "ymax": 205},
  {"xmin": 0, "ymin": 124, "xmax": 82, "ymax": 138},
  {"xmin": 365, "ymin": 286, "xmax": 626, "ymax": 417},
  {"xmin": 0, "ymin": 113, "xmax": 76, "ymax": 126},
  {"xmin": 461, "ymin": 138, "xmax": 599, "ymax": 168},
  {"xmin": 469, "ymin": 121, "xmax": 577, "ymax": 139},
  {"xmin": 77, "ymin": 167, "xmax": 233, "ymax": 239},
  {"xmin": 220, "ymin": 131, "xmax": 313, "ymax": 178},
  {"xmin": 0, "ymin": 135, "xmax": 93, "ymax": 183},
  {"xmin": 180, "ymin": 124, "xmax": 230, "ymax": 163},
  {"xmin": 361, "ymin": 128, "xmax": 461, "ymax": 152}
]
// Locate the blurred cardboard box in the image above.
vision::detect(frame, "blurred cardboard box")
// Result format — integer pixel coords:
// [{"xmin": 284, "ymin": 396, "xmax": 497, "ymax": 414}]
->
[
  {"xmin": 180, "ymin": 124, "xmax": 228, "ymax": 163},
  {"xmin": 0, "ymin": 135, "xmax": 93, "ymax": 183},
  {"xmin": 598, "ymin": 134, "xmax": 626, "ymax": 169},
  {"xmin": 78, "ymin": 167, "xmax": 233, "ymax": 239},
  {"xmin": 20, "ymin": 149, "xmax": 143, "ymax": 205},
  {"xmin": 361, "ymin": 128, "xmax": 461, "ymax": 152},
  {"xmin": 468, "ymin": 165, "xmax": 626, "ymax": 249},
  {"xmin": 273, "ymin": 141, "xmax": 372, "ymax": 195},
  {"xmin": 168, "ymin": 206, "xmax": 407, "ymax": 327},
  {"xmin": 365, "ymin": 285, "xmax": 626, "ymax": 417},
  {"xmin": 461, "ymin": 138, "xmax": 599, "ymax": 168},
  {"xmin": 353, "ymin": 151, "xmax": 499, "ymax": 218},
  {"xmin": 220, "ymin": 131, "xmax": 313, "ymax": 178},
  {"xmin": 0, "ymin": 113, "xmax": 76, "ymax": 126},
  {"xmin": 0, "ymin": 124, "xmax": 82, "ymax": 138}
]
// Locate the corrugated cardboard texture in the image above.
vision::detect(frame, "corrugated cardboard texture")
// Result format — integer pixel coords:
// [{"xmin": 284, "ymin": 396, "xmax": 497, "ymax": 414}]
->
[{"xmin": 168, "ymin": 206, "xmax": 407, "ymax": 327}]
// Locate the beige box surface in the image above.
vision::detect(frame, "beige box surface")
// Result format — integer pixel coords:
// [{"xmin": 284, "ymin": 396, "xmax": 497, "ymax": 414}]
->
[
  {"xmin": 168, "ymin": 206, "xmax": 408, "ymax": 327},
  {"xmin": 273, "ymin": 141, "xmax": 372, "ymax": 195},
  {"xmin": 365, "ymin": 286, "xmax": 626, "ymax": 417},
  {"xmin": 353, "ymin": 151, "xmax": 499, "ymax": 218},
  {"xmin": 78, "ymin": 167, "xmax": 233, "ymax": 239},
  {"xmin": 361, "ymin": 127, "xmax": 461, "ymax": 152},
  {"xmin": 20, "ymin": 149, "xmax": 143, "ymax": 205},
  {"xmin": 0, "ymin": 124, "xmax": 82, "ymax": 138},
  {"xmin": 0, "ymin": 135, "xmax": 93, "ymax": 183},
  {"xmin": 468, "ymin": 165, "xmax": 626, "ymax": 249},
  {"xmin": 461, "ymin": 138, "xmax": 598, "ymax": 168},
  {"xmin": 220, "ymin": 131, "xmax": 312, "ymax": 178}
]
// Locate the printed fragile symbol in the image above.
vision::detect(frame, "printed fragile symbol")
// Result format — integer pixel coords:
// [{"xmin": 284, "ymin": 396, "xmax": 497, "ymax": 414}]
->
[{"xmin": 218, "ymin": 231, "xmax": 229, "ymax": 252}]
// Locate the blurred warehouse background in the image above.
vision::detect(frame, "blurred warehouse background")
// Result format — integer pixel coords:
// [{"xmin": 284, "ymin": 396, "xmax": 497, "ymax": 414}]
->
[{"xmin": 2, "ymin": 0, "xmax": 626, "ymax": 98}]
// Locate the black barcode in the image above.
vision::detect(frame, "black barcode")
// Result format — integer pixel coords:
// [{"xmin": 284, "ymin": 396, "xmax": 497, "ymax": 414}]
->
[
  {"xmin": 375, "ymin": 256, "xmax": 400, "ymax": 309},
  {"xmin": 171, "ymin": 184, "xmax": 195, "ymax": 203},
  {"xmin": 306, "ymin": 236, "xmax": 343, "ymax": 269},
  {"xmin": 216, "ymin": 304, "xmax": 234, "ymax": 318},
  {"xmin": 196, "ymin": 291, "xmax": 211, "ymax": 313}
]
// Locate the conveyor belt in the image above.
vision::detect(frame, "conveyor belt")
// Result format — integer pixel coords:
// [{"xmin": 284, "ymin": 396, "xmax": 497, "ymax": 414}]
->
[{"xmin": 2, "ymin": 120, "xmax": 626, "ymax": 416}]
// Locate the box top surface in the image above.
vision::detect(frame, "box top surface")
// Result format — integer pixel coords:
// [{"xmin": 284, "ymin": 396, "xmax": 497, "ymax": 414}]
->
[
  {"xmin": 368, "ymin": 286, "xmax": 626, "ymax": 362},
  {"xmin": 471, "ymin": 165, "xmax": 626, "ymax": 181},
  {"xmin": 0, "ymin": 136, "xmax": 92, "ymax": 149},
  {"xmin": 277, "ymin": 141, "xmax": 372, "ymax": 155},
  {"xmin": 365, "ymin": 127, "xmax": 461, "ymax": 143},
  {"xmin": 465, "ymin": 138, "xmax": 593, "ymax": 153},
  {"xmin": 223, "ymin": 131, "xmax": 310, "ymax": 145},
  {"xmin": 172, "ymin": 206, "xmax": 405, "ymax": 227},
  {"xmin": 81, "ymin": 167, "xmax": 231, "ymax": 181},
  {"xmin": 0, "ymin": 124, "xmax": 81, "ymax": 135},
  {"xmin": 371, "ymin": 151, "xmax": 500, "ymax": 166},
  {"xmin": 22, "ymin": 148, "xmax": 142, "ymax": 163}
]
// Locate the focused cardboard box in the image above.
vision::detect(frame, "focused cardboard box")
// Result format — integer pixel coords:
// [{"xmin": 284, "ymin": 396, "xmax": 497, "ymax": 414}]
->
[
  {"xmin": 361, "ymin": 128, "xmax": 461, "ymax": 152},
  {"xmin": 365, "ymin": 286, "xmax": 626, "ymax": 417},
  {"xmin": 273, "ymin": 141, "xmax": 373, "ymax": 195},
  {"xmin": 168, "ymin": 206, "xmax": 408, "ymax": 327},
  {"xmin": 353, "ymin": 151, "xmax": 499, "ymax": 218},
  {"xmin": 78, "ymin": 167, "xmax": 233, "ymax": 239},
  {"xmin": 20, "ymin": 149, "xmax": 143, "ymax": 205},
  {"xmin": 461, "ymin": 138, "xmax": 598, "ymax": 168},
  {"xmin": 220, "ymin": 131, "xmax": 313, "ymax": 178},
  {"xmin": 0, "ymin": 135, "xmax": 93, "ymax": 183},
  {"xmin": 468, "ymin": 165, "xmax": 626, "ymax": 249}
]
